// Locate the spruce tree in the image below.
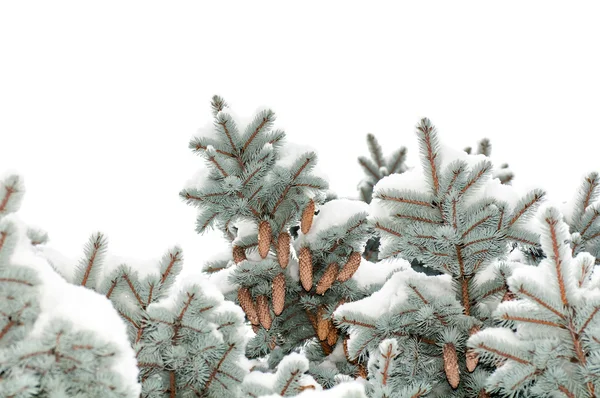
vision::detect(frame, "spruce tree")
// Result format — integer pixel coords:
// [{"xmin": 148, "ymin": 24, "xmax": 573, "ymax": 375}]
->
[
  {"xmin": 335, "ymin": 118, "xmax": 545, "ymax": 397},
  {"xmin": 357, "ymin": 134, "xmax": 407, "ymax": 263},
  {"xmin": 180, "ymin": 96, "xmax": 391, "ymax": 387},
  {"xmin": 564, "ymin": 172, "xmax": 600, "ymax": 261},
  {"xmin": 468, "ymin": 207, "xmax": 600, "ymax": 397},
  {"xmin": 0, "ymin": 175, "xmax": 139, "ymax": 397},
  {"xmin": 48, "ymin": 231, "xmax": 251, "ymax": 398}
]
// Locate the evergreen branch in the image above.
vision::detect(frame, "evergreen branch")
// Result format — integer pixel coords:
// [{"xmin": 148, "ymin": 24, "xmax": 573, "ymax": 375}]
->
[
  {"xmin": 377, "ymin": 194, "xmax": 433, "ymax": 208},
  {"xmin": 169, "ymin": 370, "xmax": 176, "ymax": 398},
  {"xmin": 208, "ymin": 156, "xmax": 229, "ymax": 177},
  {"xmin": 374, "ymin": 222, "xmax": 402, "ymax": 238},
  {"xmin": 461, "ymin": 214, "xmax": 493, "ymax": 239},
  {"xmin": 0, "ymin": 231, "xmax": 6, "ymax": 252},
  {"xmin": 0, "ymin": 277, "xmax": 33, "ymax": 286},
  {"xmin": 248, "ymin": 185, "xmax": 262, "ymax": 203},
  {"xmin": 280, "ymin": 369, "xmax": 300, "ymax": 396},
  {"xmin": 499, "ymin": 314, "xmax": 564, "ymax": 329},
  {"xmin": 455, "ymin": 245, "xmax": 472, "ymax": 316},
  {"xmin": 581, "ymin": 173, "xmax": 599, "ymax": 212},
  {"xmin": 473, "ymin": 343, "xmax": 532, "ymax": 365},
  {"xmin": 146, "ymin": 283, "xmax": 155, "ymax": 308},
  {"xmin": 271, "ymin": 157, "xmax": 312, "ymax": 216},
  {"xmin": 367, "ymin": 134, "xmax": 384, "ymax": 168},
  {"xmin": 479, "ymin": 285, "xmax": 506, "ymax": 301},
  {"xmin": 395, "ymin": 213, "xmax": 442, "ymax": 225},
  {"xmin": 0, "ymin": 304, "xmax": 24, "ymax": 340},
  {"xmin": 80, "ymin": 234, "xmax": 105, "ymax": 287},
  {"xmin": 577, "ymin": 306, "xmax": 600, "ymax": 335},
  {"xmin": 380, "ymin": 343, "xmax": 393, "ymax": 386},
  {"xmin": 292, "ymin": 183, "xmax": 324, "ymax": 189},
  {"xmin": 243, "ymin": 115, "xmax": 270, "ymax": 152},
  {"xmin": 508, "ymin": 192, "xmax": 545, "ymax": 227},
  {"xmin": 191, "ymin": 142, "xmax": 236, "ymax": 158},
  {"xmin": 172, "ymin": 292, "xmax": 195, "ymax": 341},
  {"xmin": 358, "ymin": 157, "xmax": 381, "ymax": 181},
  {"xmin": 505, "ymin": 234, "xmax": 538, "ymax": 246},
  {"xmin": 105, "ymin": 278, "xmax": 118, "ymax": 298},
  {"xmin": 338, "ymin": 317, "xmax": 376, "ymax": 329},
  {"xmin": 118, "ymin": 310, "xmax": 140, "ymax": 329},
  {"xmin": 452, "ymin": 198, "xmax": 458, "ymax": 229},
  {"xmin": 417, "ymin": 119, "xmax": 440, "ymax": 196},
  {"xmin": 242, "ymin": 165, "xmax": 264, "ymax": 186},
  {"xmin": 445, "ymin": 168, "xmax": 464, "ymax": 197},
  {"xmin": 497, "ymin": 207, "xmax": 505, "ymax": 231},
  {"xmin": 202, "ymin": 343, "xmax": 236, "ymax": 394},
  {"xmin": 199, "ymin": 212, "xmax": 219, "ymax": 232},
  {"xmin": 217, "ymin": 119, "xmax": 239, "ymax": 155},
  {"xmin": 160, "ymin": 250, "xmax": 182, "ymax": 285},
  {"xmin": 558, "ymin": 385, "xmax": 576, "ymax": 398},
  {"xmin": 515, "ymin": 286, "xmax": 565, "ymax": 319},
  {"xmin": 462, "ymin": 236, "xmax": 497, "ymax": 248},
  {"xmin": 388, "ymin": 147, "xmax": 407, "ymax": 174},
  {"xmin": 409, "ymin": 285, "xmax": 448, "ymax": 326},
  {"xmin": 0, "ymin": 180, "xmax": 17, "ymax": 213},
  {"xmin": 460, "ymin": 162, "xmax": 491, "ymax": 196},
  {"xmin": 123, "ymin": 274, "xmax": 145, "ymax": 308},
  {"xmin": 580, "ymin": 208, "xmax": 599, "ymax": 237},
  {"xmin": 547, "ymin": 217, "xmax": 569, "ymax": 308}
]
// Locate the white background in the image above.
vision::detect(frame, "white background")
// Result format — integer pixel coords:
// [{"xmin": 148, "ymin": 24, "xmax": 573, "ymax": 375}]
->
[{"xmin": 1, "ymin": 1, "xmax": 599, "ymax": 270}]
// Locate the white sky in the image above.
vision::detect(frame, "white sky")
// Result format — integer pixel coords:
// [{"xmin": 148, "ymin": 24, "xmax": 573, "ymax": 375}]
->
[{"xmin": 1, "ymin": 1, "xmax": 599, "ymax": 272}]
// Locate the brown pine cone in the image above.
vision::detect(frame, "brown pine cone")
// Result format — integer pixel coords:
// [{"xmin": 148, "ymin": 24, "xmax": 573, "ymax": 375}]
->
[
  {"xmin": 466, "ymin": 325, "xmax": 480, "ymax": 372},
  {"xmin": 258, "ymin": 221, "xmax": 272, "ymax": 259},
  {"xmin": 232, "ymin": 245, "xmax": 247, "ymax": 264},
  {"xmin": 299, "ymin": 246, "xmax": 313, "ymax": 291},
  {"xmin": 277, "ymin": 232, "xmax": 290, "ymax": 268},
  {"xmin": 316, "ymin": 262, "xmax": 339, "ymax": 295},
  {"xmin": 316, "ymin": 307, "xmax": 330, "ymax": 341},
  {"xmin": 301, "ymin": 199, "xmax": 315, "ymax": 234},
  {"xmin": 443, "ymin": 343, "xmax": 460, "ymax": 389},
  {"xmin": 237, "ymin": 287, "xmax": 259, "ymax": 326},
  {"xmin": 272, "ymin": 273, "xmax": 286, "ymax": 316},
  {"xmin": 337, "ymin": 252, "xmax": 362, "ymax": 282},
  {"xmin": 326, "ymin": 323, "xmax": 338, "ymax": 346},
  {"xmin": 256, "ymin": 295, "xmax": 272, "ymax": 330}
]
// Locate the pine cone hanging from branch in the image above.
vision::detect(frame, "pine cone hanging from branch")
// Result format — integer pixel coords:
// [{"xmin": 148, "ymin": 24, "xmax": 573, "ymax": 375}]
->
[
  {"xmin": 326, "ymin": 325, "xmax": 338, "ymax": 346},
  {"xmin": 301, "ymin": 199, "xmax": 315, "ymax": 234},
  {"xmin": 258, "ymin": 221, "xmax": 272, "ymax": 259},
  {"xmin": 232, "ymin": 245, "xmax": 246, "ymax": 264},
  {"xmin": 337, "ymin": 252, "xmax": 361, "ymax": 282},
  {"xmin": 237, "ymin": 287, "xmax": 259, "ymax": 326},
  {"xmin": 277, "ymin": 232, "xmax": 290, "ymax": 268},
  {"xmin": 466, "ymin": 325, "xmax": 480, "ymax": 372},
  {"xmin": 443, "ymin": 343, "xmax": 460, "ymax": 389},
  {"xmin": 256, "ymin": 295, "xmax": 272, "ymax": 330},
  {"xmin": 316, "ymin": 262, "xmax": 339, "ymax": 295},
  {"xmin": 272, "ymin": 273, "xmax": 286, "ymax": 316},
  {"xmin": 299, "ymin": 246, "xmax": 313, "ymax": 291},
  {"xmin": 316, "ymin": 306, "xmax": 330, "ymax": 341}
]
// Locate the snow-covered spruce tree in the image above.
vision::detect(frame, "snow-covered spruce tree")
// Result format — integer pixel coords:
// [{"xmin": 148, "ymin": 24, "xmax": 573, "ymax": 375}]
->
[
  {"xmin": 357, "ymin": 134, "xmax": 407, "ymax": 263},
  {"xmin": 563, "ymin": 172, "xmax": 600, "ymax": 261},
  {"xmin": 180, "ymin": 96, "xmax": 384, "ymax": 387},
  {"xmin": 468, "ymin": 207, "xmax": 600, "ymax": 397},
  {"xmin": 48, "ymin": 231, "xmax": 250, "ymax": 398},
  {"xmin": 335, "ymin": 118, "xmax": 546, "ymax": 397},
  {"xmin": 0, "ymin": 174, "xmax": 139, "ymax": 397},
  {"xmin": 357, "ymin": 133, "xmax": 408, "ymax": 205}
]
